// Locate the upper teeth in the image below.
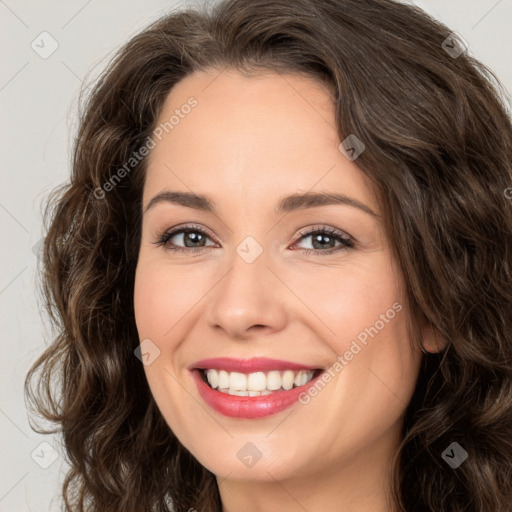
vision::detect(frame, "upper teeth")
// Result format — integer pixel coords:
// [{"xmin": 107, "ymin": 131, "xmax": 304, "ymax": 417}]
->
[{"xmin": 204, "ymin": 369, "xmax": 316, "ymax": 396}]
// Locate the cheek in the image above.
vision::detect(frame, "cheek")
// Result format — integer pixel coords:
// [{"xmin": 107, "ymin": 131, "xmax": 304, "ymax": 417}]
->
[
  {"xmin": 134, "ymin": 265, "xmax": 162, "ymax": 340},
  {"xmin": 133, "ymin": 259, "xmax": 202, "ymax": 339},
  {"xmin": 289, "ymin": 254, "xmax": 405, "ymax": 348},
  {"xmin": 327, "ymin": 263, "xmax": 418, "ymax": 420},
  {"xmin": 291, "ymin": 254, "xmax": 417, "ymax": 398},
  {"xmin": 133, "ymin": 258, "xmax": 213, "ymax": 399},
  {"xmin": 133, "ymin": 260, "xmax": 196, "ymax": 429}
]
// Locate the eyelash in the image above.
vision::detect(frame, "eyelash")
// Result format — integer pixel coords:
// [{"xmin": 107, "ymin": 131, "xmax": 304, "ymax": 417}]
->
[{"xmin": 152, "ymin": 223, "xmax": 355, "ymax": 256}]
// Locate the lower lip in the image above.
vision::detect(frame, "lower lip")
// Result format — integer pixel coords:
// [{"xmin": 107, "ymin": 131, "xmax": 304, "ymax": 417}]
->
[{"xmin": 191, "ymin": 369, "xmax": 322, "ymax": 419}]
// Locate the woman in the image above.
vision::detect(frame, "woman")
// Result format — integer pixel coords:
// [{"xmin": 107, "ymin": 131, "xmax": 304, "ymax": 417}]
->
[{"xmin": 25, "ymin": 0, "xmax": 512, "ymax": 511}]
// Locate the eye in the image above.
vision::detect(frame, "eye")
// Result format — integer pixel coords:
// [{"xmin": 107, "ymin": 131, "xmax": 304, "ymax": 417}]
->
[
  {"xmin": 152, "ymin": 224, "xmax": 217, "ymax": 253},
  {"xmin": 152, "ymin": 224, "xmax": 355, "ymax": 256},
  {"xmin": 292, "ymin": 226, "xmax": 354, "ymax": 256}
]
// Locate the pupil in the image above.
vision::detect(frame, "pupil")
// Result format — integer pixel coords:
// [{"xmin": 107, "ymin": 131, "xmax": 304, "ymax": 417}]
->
[
  {"xmin": 185, "ymin": 231, "xmax": 205, "ymax": 247},
  {"xmin": 312, "ymin": 234, "xmax": 334, "ymax": 250}
]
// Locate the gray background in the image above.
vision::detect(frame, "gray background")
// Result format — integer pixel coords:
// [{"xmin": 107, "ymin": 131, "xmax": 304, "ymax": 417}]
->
[{"xmin": 1, "ymin": 1, "xmax": 511, "ymax": 510}]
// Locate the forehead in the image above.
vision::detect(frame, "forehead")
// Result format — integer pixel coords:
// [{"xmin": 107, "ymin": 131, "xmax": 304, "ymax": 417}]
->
[{"xmin": 143, "ymin": 69, "xmax": 377, "ymax": 215}]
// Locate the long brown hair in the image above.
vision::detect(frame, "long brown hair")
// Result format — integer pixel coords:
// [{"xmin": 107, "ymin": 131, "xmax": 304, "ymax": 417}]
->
[{"xmin": 25, "ymin": 0, "xmax": 512, "ymax": 510}]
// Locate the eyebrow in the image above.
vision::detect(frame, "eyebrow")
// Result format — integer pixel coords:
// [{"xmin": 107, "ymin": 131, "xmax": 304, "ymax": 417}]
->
[{"xmin": 143, "ymin": 190, "xmax": 378, "ymax": 217}]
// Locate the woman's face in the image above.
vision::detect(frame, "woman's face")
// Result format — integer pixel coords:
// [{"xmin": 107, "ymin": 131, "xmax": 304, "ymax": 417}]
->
[{"xmin": 134, "ymin": 69, "xmax": 423, "ymax": 484}]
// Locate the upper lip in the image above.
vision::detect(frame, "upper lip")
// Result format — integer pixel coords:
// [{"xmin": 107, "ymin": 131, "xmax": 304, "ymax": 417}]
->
[{"xmin": 190, "ymin": 357, "xmax": 321, "ymax": 373}]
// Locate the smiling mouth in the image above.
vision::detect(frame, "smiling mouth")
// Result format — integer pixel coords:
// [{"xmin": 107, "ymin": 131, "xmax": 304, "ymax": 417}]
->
[{"xmin": 197, "ymin": 368, "xmax": 323, "ymax": 397}]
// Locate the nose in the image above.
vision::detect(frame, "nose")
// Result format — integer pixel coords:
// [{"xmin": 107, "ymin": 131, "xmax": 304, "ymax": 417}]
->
[{"xmin": 204, "ymin": 247, "xmax": 288, "ymax": 340}]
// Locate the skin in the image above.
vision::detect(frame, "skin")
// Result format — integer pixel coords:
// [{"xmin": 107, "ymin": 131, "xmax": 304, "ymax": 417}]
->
[{"xmin": 133, "ymin": 69, "xmax": 443, "ymax": 512}]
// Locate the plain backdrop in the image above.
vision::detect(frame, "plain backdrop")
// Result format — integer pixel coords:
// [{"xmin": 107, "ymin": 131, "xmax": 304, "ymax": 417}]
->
[{"xmin": 1, "ymin": 1, "xmax": 511, "ymax": 510}]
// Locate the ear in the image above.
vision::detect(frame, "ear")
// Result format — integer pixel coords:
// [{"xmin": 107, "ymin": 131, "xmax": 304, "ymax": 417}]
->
[{"xmin": 420, "ymin": 322, "xmax": 448, "ymax": 354}]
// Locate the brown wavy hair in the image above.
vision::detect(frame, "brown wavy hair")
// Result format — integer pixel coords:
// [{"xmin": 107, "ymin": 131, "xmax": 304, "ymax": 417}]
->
[{"xmin": 25, "ymin": 0, "xmax": 512, "ymax": 510}]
